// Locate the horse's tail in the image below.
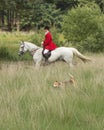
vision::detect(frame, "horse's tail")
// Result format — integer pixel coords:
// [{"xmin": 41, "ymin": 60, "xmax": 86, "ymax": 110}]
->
[{"xmin": 72, "ymin": 48, "xmax": 91, "ymax": 63}]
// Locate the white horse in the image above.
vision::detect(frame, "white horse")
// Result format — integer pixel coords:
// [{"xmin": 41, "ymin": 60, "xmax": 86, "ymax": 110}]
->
[{"xmin": 18, "ymin": 41, "xmax": 91, "ymax": 67}]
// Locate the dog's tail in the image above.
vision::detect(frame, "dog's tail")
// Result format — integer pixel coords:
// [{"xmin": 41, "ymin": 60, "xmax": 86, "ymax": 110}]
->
[
  {"xmin": 68, "ymin": 73, "xmax": 74, "ymax": 79},
  {"xmin": 68, "ymin": 73, "xmax": 76, "ymax": 86},
  {"xmin": 71, "ymin": 48, "xmax": 91, "ymax": 63}
]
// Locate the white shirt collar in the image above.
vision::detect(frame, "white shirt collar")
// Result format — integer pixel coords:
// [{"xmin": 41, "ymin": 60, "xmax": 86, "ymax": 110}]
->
[{"xmin": 45, "ymin": 30, "xmax": 49, "ymax": 35}]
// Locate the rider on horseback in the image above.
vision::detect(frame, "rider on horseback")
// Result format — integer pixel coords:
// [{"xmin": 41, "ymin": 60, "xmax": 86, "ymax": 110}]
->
[{"xmin": 41, "ymin": 26, "xmax": 57, "ymax": 61}]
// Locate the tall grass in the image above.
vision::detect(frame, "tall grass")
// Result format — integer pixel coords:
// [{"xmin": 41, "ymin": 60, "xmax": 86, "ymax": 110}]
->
[
  {"xmin": 0, "ymin": 31, "xmax": 43, "ymax": 61},
  {"xmin": 0, "ymin": 31, "xmax": 43, "ymax": 45},
  {"xmin": 0, "ymin": 54, "xmax": 104, "ymax": 130}
]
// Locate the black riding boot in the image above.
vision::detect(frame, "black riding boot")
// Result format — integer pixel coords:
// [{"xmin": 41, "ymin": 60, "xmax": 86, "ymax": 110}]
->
[
  {"xmin": 43, "ymin": 51, "xmax": 51, "ymax": 60},
  {"xmin": 43, "ymin": 51, "xmax": 51, "ymax": 65}
]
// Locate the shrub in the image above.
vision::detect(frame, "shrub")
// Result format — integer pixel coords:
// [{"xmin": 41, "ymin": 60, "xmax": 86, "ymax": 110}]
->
[
  {"xmin": 0, "ymin": 45, "xmax": 32, "ymax": 61},
  {"xmin": 62, "ymin": 2, "xmax": 104, "ymax": 52},
  {"xmin": 0, "ymin": 46, "xmax": 10, "ymax": 60}
]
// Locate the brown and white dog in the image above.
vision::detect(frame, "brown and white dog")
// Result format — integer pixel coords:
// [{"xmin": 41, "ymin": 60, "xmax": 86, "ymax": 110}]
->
[{"xmin": 53, "ymin": 73, "xmax": 76, "ymax": 88}]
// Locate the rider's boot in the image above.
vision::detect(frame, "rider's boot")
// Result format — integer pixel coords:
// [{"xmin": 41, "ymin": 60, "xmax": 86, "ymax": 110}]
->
[
  {"xmin": 44, "ymin": 51, "xmax": 51, "ymax": 59},
  {"xmin": 44, "ymin": 51, "xmax": 51, "ymax": 65}
]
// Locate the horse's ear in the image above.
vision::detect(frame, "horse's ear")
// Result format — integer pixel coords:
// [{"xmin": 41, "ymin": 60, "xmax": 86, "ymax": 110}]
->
[
  {"xmin": 22, "ymin": 40, "xmax": 24, "ymax": 45},
  {"xmin": 19, "ymin": 40, "xmax": 24, "ymax": 45}
]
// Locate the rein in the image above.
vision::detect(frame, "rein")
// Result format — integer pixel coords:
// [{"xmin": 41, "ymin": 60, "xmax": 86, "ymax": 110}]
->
[{"xmin": 30, "ymin": 48, "xmax": 40, "ymax": 55}]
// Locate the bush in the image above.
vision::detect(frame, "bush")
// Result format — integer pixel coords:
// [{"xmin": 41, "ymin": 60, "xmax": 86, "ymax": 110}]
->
[
  {"xmin": 62, "ymin": 2, "xmax": 104, "ymax": 52},
  {"xmin": 0, "ymin": 46, "xmax": 10, "ymax": 60},
  {"xmin": 0, "ymin": 45, "xmax": 32, "ymax": 61}
]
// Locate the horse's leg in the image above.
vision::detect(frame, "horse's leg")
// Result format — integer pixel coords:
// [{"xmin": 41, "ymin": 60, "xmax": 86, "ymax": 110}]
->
[
  {"xmin": 68, "ymin": 62, "xmax": 73, "ymax": 68},
  {"xmin": 63, "ymin": 56, "xmax": 73, "ymax": 68},
  {"xmin": 35, "ymin": 61, "xmax": 41, "ymax": 68},
  {"xmin": 33, "ymin": 57, "xmax": 41, "ymax": 68},
  {"xmin": 65, "ymin": 60, "xmax": 73, "ymax": 68}
]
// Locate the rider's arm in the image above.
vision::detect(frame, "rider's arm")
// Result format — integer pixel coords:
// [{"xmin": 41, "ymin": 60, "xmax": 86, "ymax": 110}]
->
[{"xmin": 43, "ymin": 33, "xmax": 51, "ymax": 46}]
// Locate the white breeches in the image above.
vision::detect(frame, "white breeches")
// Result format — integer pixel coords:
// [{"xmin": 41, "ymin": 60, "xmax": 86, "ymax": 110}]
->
[{"xmin": 43, "ymin": 49, "xmax": 49, "ymax": 54}]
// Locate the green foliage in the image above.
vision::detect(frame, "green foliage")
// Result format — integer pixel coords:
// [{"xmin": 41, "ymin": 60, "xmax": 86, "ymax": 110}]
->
[
  {"xmin": 0, "ymin": 46, "xmax": 9, "ymax": 60},
  {"xmin": 0, "ymin": 0, "xmax": 104, "ymax": 31},
  {"xmin": 51, "ymin": 27, "xmax": 63, "ymax": 46},
  {"xmin": 0, "ymin": 45, "xmax": 32, "ymax": 61},
  {"xmin": 79, "ymin": 0, "xmax": 104, "ymax": 12},
  {"xmin": 32, "ymin": 3, "xmax": 62, "ymax": 28},
  {"xmin": 53, "ymin": 0, "xmax": 78, "ymax": 10},
  {"xmin": 62, "ymin": 3, "xmax": 104, "ymax": 52}
]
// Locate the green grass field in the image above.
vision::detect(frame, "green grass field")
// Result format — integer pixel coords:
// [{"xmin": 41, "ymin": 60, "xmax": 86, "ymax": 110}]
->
[{"xmin": 0, "ymin": 54, "xmax": 104, "ymax": 130}]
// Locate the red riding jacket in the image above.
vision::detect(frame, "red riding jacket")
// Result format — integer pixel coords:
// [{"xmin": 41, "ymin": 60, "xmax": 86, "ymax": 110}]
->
[{"xmin": 43, "ymin": 31, "xmax": 57, "ymax": 50}]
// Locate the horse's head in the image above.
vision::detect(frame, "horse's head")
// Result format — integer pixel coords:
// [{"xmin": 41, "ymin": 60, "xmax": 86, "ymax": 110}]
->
[{"xmin": 18, "ymin": 41, "xmax": 28, "ymax": 56}]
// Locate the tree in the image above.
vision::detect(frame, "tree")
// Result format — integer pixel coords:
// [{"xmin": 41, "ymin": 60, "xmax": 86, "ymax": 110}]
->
[
  {"xmin": 53, "ymin": 0, "xmax": 78, "ymax": 11},
  {"xmin": 19, "ymin": 2, "xmax": 62, "ymax": 30},
  {"xmin": 0, "ymin": 0, "xmax": 38, "ymax": 31},
  {"xmin": 79, "ymin": 0, "xmax": 104, "ymax": 12}
]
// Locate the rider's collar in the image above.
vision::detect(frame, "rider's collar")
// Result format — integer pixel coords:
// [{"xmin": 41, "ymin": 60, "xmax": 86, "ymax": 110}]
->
[{"xmin": 45, "ymin": 30, "xmax": 49, "ymax": 35}]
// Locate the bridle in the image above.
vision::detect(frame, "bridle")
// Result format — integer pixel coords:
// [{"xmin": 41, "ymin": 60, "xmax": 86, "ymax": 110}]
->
[
  {"xmin": 21, "ymin": 44, "xmax": 25, "ymax": 52},
  {"xmin": 19, "ymin": 42, "xmax": 25, "ymax": 55},
  {"xmin": 19, "ymin": 41, "xmax": 40, "ymax": 56}
]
